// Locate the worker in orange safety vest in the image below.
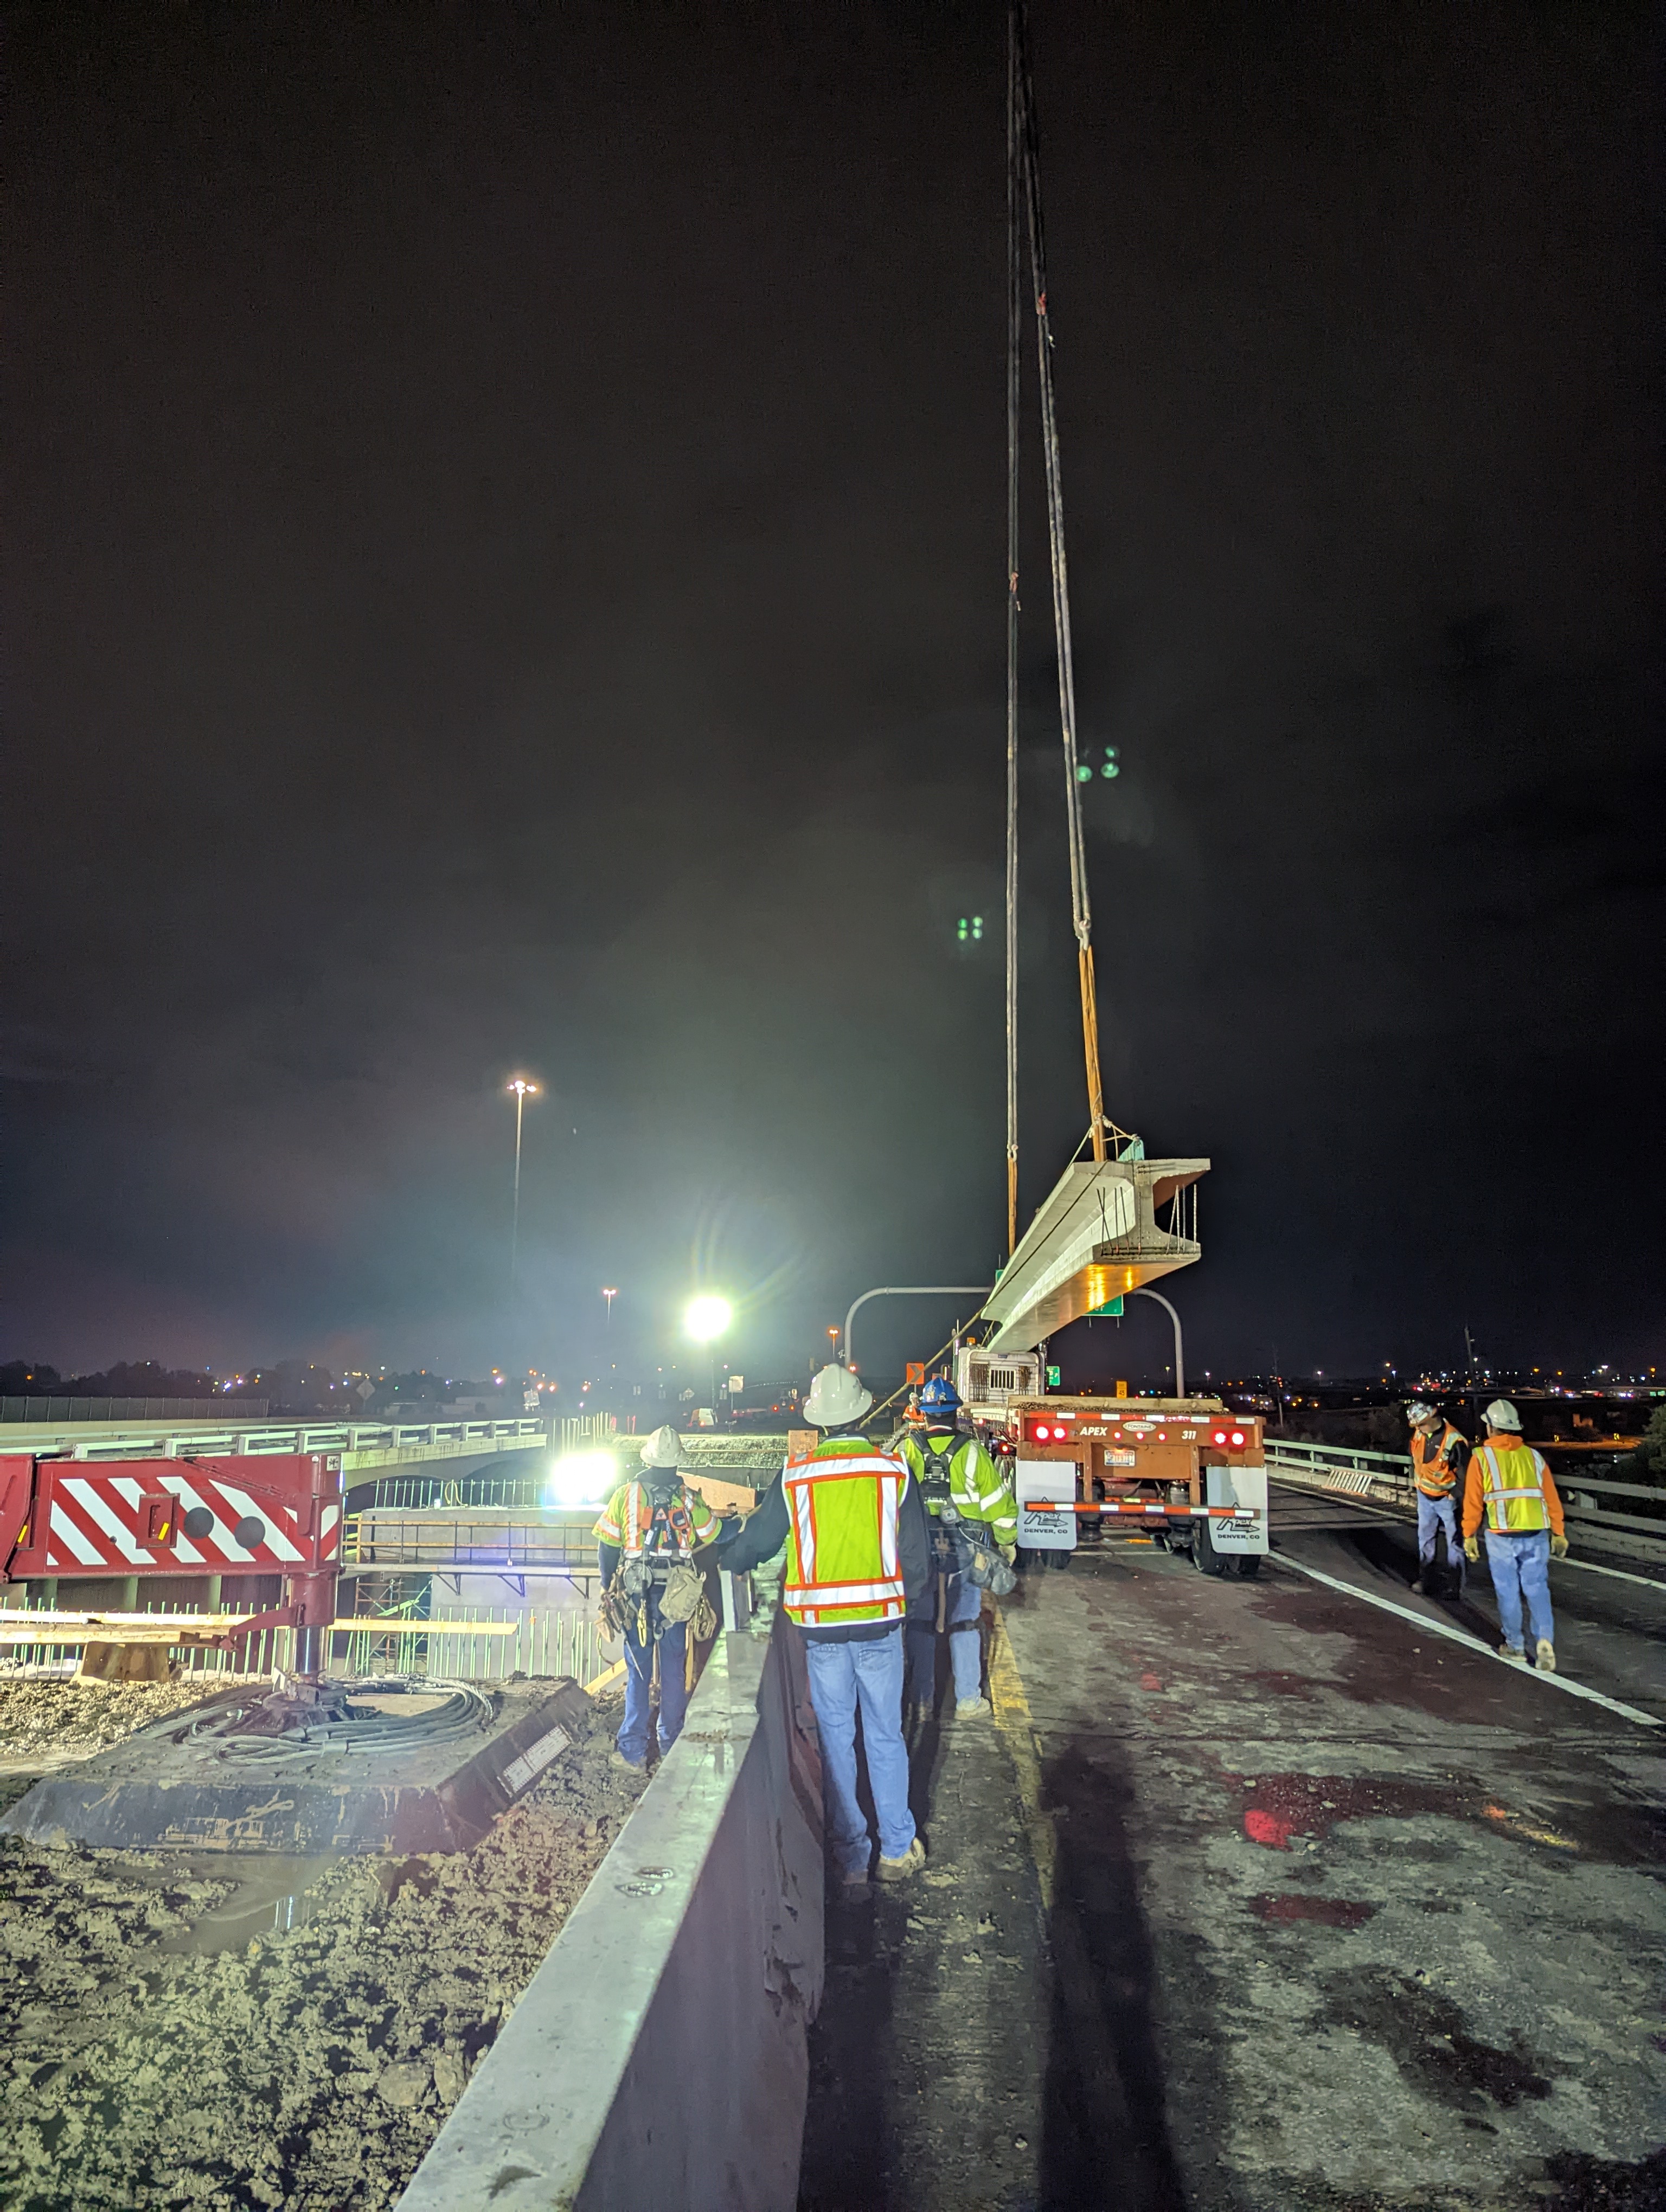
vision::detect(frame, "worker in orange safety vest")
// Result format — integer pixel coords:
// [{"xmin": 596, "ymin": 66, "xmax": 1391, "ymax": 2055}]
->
[
  {"xmin": 1461, "ymin": 1399, "xmax": 1568, "ymax": 1671},
  {"xmin": 1405, "ymin": 1400, "xmax": 1469, "ymax": 1596},
  {"xmin": 594, "ymin": 1427, "xmax": 722, "ymax": 1766}
]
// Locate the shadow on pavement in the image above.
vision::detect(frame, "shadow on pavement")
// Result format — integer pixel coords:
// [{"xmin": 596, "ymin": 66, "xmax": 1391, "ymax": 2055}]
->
[{"xmin": 1036, "ymin": 1738, "xmax": 1192, "ymax": 2211}]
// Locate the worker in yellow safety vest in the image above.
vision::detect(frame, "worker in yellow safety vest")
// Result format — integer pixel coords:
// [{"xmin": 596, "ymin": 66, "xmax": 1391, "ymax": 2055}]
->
[
  {"xmin": 899, "ymin": 1375, "xmax": 1017, "ymax": 1721},
  {"xmin": 1404, "ymin": 1400, "xmax": 1470, "ymax": 1596},
  {"xmin": 594, "ymin": 1426, "xmax": 721, "ymax": 1766},
  {"xmin": 716, "ymin": 1361, "xmax": 931, "ymax": 1887},
  {"xmin": 1461, "ymin": 1399, "xmax": 1568, "ymax": 1671}
]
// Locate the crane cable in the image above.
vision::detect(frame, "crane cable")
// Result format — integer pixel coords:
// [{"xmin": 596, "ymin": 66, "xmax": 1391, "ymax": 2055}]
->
[{"xmin": 1010, "ymin": 0, "xmax": 1112, "ymax": 1164}]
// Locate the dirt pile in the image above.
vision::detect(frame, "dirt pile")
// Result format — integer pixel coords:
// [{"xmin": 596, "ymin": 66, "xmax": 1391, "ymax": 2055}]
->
[
  {"xmin": 0, "ymin": 1676, "xmax": 239, "ymax": 1760},
  {"xmin": 0, "ymin": 1687, "xmax": 643, "ymax": 2211}
]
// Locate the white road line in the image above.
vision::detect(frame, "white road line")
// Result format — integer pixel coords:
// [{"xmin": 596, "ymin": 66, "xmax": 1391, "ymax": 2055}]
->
[
  {"xmin": 1556, "ymin": 1556, "xmax": 1666, "ymax": 1591},
  {"xmin": 1268, "ymin": 1551, "xmax": 1663, "ymax": 1730}
]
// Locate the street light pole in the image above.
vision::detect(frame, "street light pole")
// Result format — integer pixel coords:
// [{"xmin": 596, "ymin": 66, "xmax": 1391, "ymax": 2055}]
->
[
  {"xmin": 1126, "ymin": 1286, "xmax": 1185, "ymax": 1399},
  {"xmin": 684, "ymin": 1294, "xmax": 733, "ymax": 1428},
  {"xmin": 507, "ymin": 1078, "xmax": 539, "ymax": 1287}
]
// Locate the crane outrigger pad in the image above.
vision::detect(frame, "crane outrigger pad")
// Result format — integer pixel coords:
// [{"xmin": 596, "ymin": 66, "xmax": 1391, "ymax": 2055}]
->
[
  {"xmin": 0, "ymin": 1675, "xmax": 592, "ymax": 1856},
  {"xmin": 981, "ymin": 1155, "xmax": 1208, "ymax": 1354}
]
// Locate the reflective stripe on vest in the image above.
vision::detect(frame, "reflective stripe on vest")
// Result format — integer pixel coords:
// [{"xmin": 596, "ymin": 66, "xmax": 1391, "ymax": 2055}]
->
[
  {"xmin": 781, "ymin": 1438, "xmax": 907, "ymax": 1628},
  {"xmin": 1412, "ymin": 1425, "xmax": 1462, "ymax": 1497},
  {"xmin": 593, "ymin": 1482, "xmax": 711, "ymax": 1560},
  {"xmin": 1478, "ymin": 1442, "xmax": 1550, "ymax": 1534}
]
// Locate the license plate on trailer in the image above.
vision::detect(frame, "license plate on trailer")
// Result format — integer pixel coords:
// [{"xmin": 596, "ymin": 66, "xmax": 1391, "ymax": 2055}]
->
[{"xmin": 1103, "ymin": 1449, "xmax": 1137, "ymax": 1466}]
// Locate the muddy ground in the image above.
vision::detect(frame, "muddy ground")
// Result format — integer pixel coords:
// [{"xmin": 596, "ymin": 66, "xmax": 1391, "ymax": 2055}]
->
[
  {"xmin": 0, "ymin": 1675, "xmax": 643, "ymax": 2212},
  {"xmin": 0, "ymin": 1674, "xmax": 242, "ymax": 1766}
]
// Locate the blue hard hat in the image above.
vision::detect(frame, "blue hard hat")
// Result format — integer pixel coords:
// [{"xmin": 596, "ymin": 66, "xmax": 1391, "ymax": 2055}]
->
[{"xmin": 918, "ymin": 1377, "xmax": 961, "ymax": 1416}]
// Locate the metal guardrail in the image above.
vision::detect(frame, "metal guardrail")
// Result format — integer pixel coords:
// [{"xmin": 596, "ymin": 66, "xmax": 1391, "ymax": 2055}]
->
[
  {"xmin": 35, "ymin": 1417, "xmax": 552, "ymax": 1462},
  {"xmin": 1264, "ymin": 1439, "xmax": 1414, "ymax": 1493},
  {"xmin": 1264, "ymin": 1437, "xmax": 1664, "ymax": 1535}
]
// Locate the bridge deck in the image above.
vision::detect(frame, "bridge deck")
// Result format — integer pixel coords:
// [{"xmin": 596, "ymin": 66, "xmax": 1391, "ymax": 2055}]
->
[{"xmin": 798, "ymin": 1517, "xmax": 1664, "ymax": 2210}]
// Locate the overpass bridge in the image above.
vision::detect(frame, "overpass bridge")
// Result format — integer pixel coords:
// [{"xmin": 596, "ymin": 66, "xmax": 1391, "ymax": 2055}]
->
[{"xmin": 0, "ymin": 1412, "xmax": 554, "ymax": 1471}]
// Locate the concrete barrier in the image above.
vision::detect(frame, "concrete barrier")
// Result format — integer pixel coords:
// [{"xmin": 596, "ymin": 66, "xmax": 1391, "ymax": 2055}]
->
[{"xmin": 395, "ymin": 1609, "xmax": 824, "ymax": 2212}]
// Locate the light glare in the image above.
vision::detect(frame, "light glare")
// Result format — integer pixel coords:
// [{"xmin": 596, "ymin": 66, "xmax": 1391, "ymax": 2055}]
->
[
  {"xmin": 546, "ymin": 1449, "xmax": 617, "ymax": 1509},
  {"xmin": 684, "ymin": 1294, "xmax": 733, "ymax": 1342}
]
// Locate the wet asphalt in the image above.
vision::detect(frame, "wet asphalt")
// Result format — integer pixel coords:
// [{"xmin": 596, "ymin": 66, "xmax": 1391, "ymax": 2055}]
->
[{"xmin": 797, "ymin": 1521, "xmax": 1665, "ymax": 2212}]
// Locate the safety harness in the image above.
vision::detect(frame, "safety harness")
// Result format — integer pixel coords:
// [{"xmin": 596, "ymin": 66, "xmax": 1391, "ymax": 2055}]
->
[{"xmin": 913, "ymin": 1430, "xmax": 1014, "ymax": 1607}]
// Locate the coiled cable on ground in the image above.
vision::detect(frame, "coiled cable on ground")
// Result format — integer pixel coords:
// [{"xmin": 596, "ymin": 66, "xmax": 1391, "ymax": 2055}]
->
[{"xmin": 181, "ymin": 1678, "xmax": 497, "ymax": 1764}]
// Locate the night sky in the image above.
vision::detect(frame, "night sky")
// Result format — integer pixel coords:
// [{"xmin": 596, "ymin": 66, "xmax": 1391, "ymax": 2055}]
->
[{"xmin": 5, "ymin": 2, "xmax": 1661, "ymax": 1390}]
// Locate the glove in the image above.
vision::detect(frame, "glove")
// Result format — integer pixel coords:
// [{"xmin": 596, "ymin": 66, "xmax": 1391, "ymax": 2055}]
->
[
  {"xmin": 1463, "ymin": 1537, "xmax": 1480, "ymax": 1564},
  {"xmin": 1550, "ymin": 1534, "xmax": 1569, "ymax": 1560},
  {"xmin": 998, "ymin": 1542, "xmax": 1017, "ymax": 1566}
]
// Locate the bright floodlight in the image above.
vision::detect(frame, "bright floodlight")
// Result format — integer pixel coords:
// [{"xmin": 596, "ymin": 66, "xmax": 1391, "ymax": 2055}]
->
[
  {"xmin": 684, "ymin": 1294, "xmax": 733, "ymax": 1342},
  {"xmin": 546, "ymin": 1449, "xmax": 617, "ymax": 1510}
]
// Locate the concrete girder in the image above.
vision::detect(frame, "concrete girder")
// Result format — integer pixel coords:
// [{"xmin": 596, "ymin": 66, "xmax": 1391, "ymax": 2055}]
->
[{"xmin": 981, "ymin": 1155, "xmax": 1207, "ymax": 1355}]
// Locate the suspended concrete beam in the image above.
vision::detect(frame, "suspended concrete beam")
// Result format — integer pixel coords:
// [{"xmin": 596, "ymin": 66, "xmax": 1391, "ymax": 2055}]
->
[{"xmin": 980, "ymin": 1155, "xmax": 1208, "ymax": 1355}]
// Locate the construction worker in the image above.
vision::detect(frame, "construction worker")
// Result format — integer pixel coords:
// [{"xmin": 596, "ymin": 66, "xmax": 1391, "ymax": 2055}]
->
[
  {"xmin": 1461, "ymin": 1399, "xmax": 1568, "ymax": 1671},
  {"xmin": 594, "ymin": 1425, "xmax": 721, "ymax": 1766},
  {"xmin": 1405, "ymin": 1399, "xmax": 1469, "ymax": 1594},
  {"xmin": 716, "ymin": 1362, "xmax": 930, "ymax": 1886},
  {"xmin": 899, "ymin": 1376, "xmax": 1017, "ymax": 1720}
]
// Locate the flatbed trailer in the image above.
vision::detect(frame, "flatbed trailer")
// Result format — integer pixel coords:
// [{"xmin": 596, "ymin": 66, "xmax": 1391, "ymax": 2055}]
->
[{"xmin": 981, "ymin": 1391, "xmax": 1268, "ymax": 1577}]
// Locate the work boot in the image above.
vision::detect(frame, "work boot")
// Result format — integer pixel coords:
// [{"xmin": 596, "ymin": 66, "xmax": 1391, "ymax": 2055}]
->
[
  {"xmin": 1535, "ymin": 1638, "xmax": 1557, "ymax": 1673},
  {"xmin": 838, "ymin": 1860, "xmax": 872, "ymax": 1890},
  {"xmin": 956, "ymin": 1695, "xmax": 992, "ymax": 1719},
  {"xmin": 1498, "ymin": 1644, "xmax": 1527, "ymax": 1665},
  {"xmin": 1410, "ymin": 1574, "xmax": 1427, "ymax": 1596},
  {"xmin": 876, "ymin": 1837, "xmax": 926, "ymax": 1882}
]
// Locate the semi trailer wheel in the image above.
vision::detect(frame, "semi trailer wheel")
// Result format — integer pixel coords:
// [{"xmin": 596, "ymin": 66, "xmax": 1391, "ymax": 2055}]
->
[
  {"xmin": 1233, "ymin": 1554, "xmax": 1264, "ymax": 1579},
  {"xmin": 1191, "ymin": 1520, "xmax": 1226, "ymax": 1576}
]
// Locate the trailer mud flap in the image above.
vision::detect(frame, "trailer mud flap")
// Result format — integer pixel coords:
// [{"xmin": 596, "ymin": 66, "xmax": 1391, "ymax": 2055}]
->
[
  {"xmin": 1016, "ymin": 1458, "xmax": 1077, "ymax": 1550},
  {"xmin": 1206, "ymin": 1464, "xmax": 1268, "ymax": 1554}
]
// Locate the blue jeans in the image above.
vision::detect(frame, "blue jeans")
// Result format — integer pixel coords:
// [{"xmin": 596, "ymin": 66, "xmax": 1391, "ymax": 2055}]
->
[
  {"xmin": 804, "ymin": 1625, "xmax": 915, "ymax": 1875},
  {"xmin": 906, "ymin": 1567, "xmax": 984, "ymax": 1706},
  {"xmin": 1484, "ymin": 1529, "xmax": 1554, "ymax": 1651},
  {"xmin": 1417, "ymin": 1493, "xmax": 1462, "ymax": 1574},
  {"xmin": 618, "ymin": 1594, "xmax": 689, "ymax": 1764}
]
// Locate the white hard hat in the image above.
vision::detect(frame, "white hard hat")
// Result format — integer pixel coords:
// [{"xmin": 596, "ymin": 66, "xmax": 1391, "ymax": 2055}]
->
[
  {"xmin": 802, "ymin": 1362, "xmax": 874, "ymax": 1429},
  {"xmin": 1405, "ymin": 1401, "xmax": 1437, "ymax": 1425},
  {"xmin": 1483, "ymin": 1398, "xmax": 1522, "ymax": 1433},
  {"xmin": 639, "ymin": 1424, "xmax": 683, "ymax": 1469}
]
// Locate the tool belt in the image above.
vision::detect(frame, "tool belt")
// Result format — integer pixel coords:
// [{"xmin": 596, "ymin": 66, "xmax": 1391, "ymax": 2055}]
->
[
  {"xmin": 929, "ymin": 1508, "xmax": 1015, "ymax": 1599},
  {"xmin": 658, "ymin": 1562, "xmax": 717, "ymax": 1637},
  {"xmin": 957, "ymin": 1515, "xmax": 1016, "ymax": 1597},
  {"xmin": 601, "ymin": 1557, "xmax": 716, "ymax": 1644}
]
